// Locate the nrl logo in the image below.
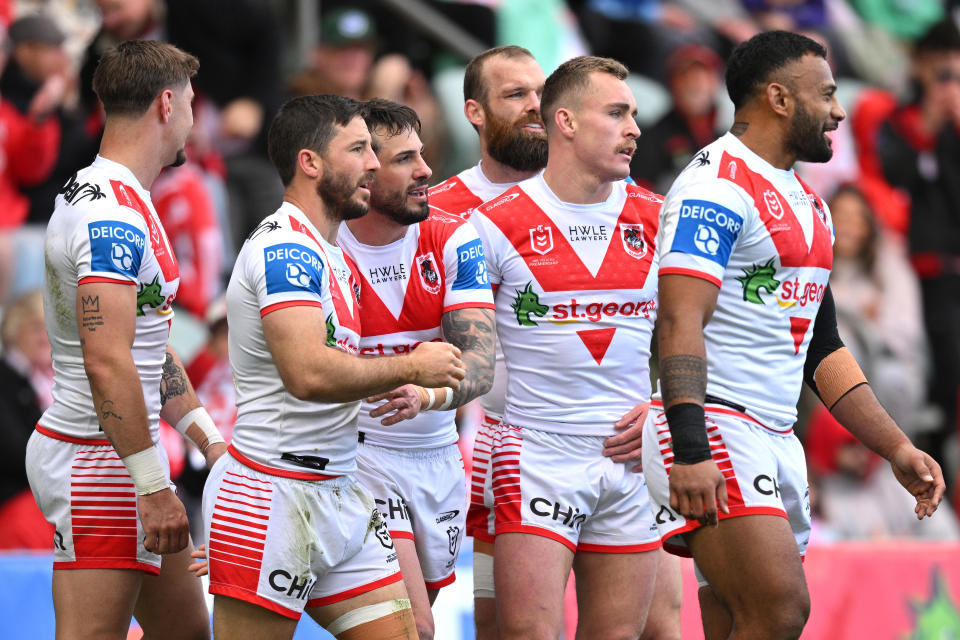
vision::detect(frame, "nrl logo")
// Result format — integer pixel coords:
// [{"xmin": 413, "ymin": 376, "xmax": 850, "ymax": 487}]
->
[
  {"xmin": 763, "ymin": 189, "xmax": 784, "ymax": 220},
  {"xmin": 416, "ymin": 252, "xmax": 442, "ymax": 295},
  {"xmin": 620, "ymin": 223, "xmax": 647, "ymax": 259},
  {"xmin": 529, "ymin": 224, "xmax": 553, "ymax": 255}
]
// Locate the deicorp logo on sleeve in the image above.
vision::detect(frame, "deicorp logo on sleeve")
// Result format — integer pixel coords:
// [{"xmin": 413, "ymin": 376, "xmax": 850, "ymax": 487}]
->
[
  {"xmin": 88, "ymin": 220, "xmax": 145, "ymax": 279},
  {"xmin": 452, "ymin": 238, "xmax": 489, "ymax": 290},
  {"xmin": 264, "ymin": 243, "xmax": 325, "ymax": 296},
  {"xmin": 670, "ymin": 199, "xmax": 743, "ymax": 266}
]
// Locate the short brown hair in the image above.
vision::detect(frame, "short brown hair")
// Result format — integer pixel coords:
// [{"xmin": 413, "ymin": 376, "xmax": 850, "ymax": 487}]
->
[
  {"xmin": 268, "ymin": 94, "xmax": 364, "ymax": 186},
  {"xmin": 93, "ymin": 40, "xmax": 198, "ymax": 117},
  {"xmin": 463, "ymin": 45, "xmax": 536, "ymax": 105},
  {"xmin": 361, "ymin": 98, "xmax": 421, "ymax": 145},
  {"xmin": 540, "ymin": 56, "xmax": 628, "ymax": 131}
]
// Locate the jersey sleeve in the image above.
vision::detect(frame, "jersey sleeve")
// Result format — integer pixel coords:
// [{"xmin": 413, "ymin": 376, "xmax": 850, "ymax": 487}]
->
[
  {"xmin": 441, "ymin": 221, "xmax": 495, "ymax": 313},
  {"xmin": 469, "ymin": 211, "xmax": 502, "ymax": 287},
  {"xmin": 73, "ymin": 205, "xmax": 149, "ymax": 286},
  {"xmin": 657, "ymin": 179, "xmax": 753, "ymax": 287},
  {"xmin": 250, "ymin": 232, "xmax": 328, "ymax": 318}
]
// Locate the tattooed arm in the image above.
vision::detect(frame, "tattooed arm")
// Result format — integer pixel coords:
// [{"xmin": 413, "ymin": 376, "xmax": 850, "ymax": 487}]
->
[
  {"xmin": 440, "ymin": 307, "xmax": 495, "ymax": 407},
  {"xmin": 657, "ymin": 274, "xmax": 728, "ymax": 526},
  {"xmin": 77, "ymin": 281, "xmax": 151, "ymax": 457},
  {"xmin": 159, "ymin": 347, "xmax": 228, "ymax": 464}
]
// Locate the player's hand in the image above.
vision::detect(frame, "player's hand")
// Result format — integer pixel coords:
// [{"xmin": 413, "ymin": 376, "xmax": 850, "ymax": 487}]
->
[
  {"xmin": 603, "ymin": 402, "xmax": 649, "ymax": 472},
  {"xmin": 138, "ymin": 488, "xmax": 189, "ymax": 554},
  {"xmin": 367, "ymin": 384, "xmax": 426, "ymax": 426},
  {"xmin": 408, "ymin": 342, "xmax": 465, "ymax": 390},
  {"xmin": 889, "ymin": 443, "xmax": 945, "ymax": 519},
  {"xmin": 204, "ymin": 442, "xmax": 228, "ymax": 469},
  {"xmin": 188, "ymin": 544, "xmax": 209, "ymax": 577},
  {"xmin": 668, "ymin": 460, "xmax": 729, "ymax": 527}
]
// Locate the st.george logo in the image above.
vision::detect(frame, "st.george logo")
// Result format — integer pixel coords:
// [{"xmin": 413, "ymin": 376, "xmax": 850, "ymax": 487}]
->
[
  {"xmin": 530, "ymin": 225, "xmax": 553, "ymax": 255},
  {"xmin": 620, "ymin": 223, "xmax": 647, "ymax": 259}
]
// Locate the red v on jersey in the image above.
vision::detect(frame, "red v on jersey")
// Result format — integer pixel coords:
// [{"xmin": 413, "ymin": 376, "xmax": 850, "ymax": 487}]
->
[
  {"xmin": 110, "ymin": 180, "xmax": 179, "ymax": 282},
  {"xmin": 718, "ymin": 153, "xmax": 832, "ymax": 270},
  {"xmin": 789, "ymin": 316, "xmax": 811, "ymax": 354},
  {"xmin": 483, "ymin": 187, "xmax": 659, "ymax": 292},
  {"xmin": 576, "ymin": 327, "xmax": 617, "ymax": 365}
]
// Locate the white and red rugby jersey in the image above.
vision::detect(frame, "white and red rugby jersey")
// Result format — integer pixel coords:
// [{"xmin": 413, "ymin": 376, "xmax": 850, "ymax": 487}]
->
[
  {"xmin": 40, "ymin": 156, "xmax": 180, "ymax": 441},
  {"xmin": 657, "ymin": 133, "xmax": 834, "ymax": 431},
  {"xmin": 338, "ymin": 208, "xmax": 495, "ymax": 447},
  {"xmin": 227, "ymin": 201, "xmax": 363, "ymax": 477},
  {"xmin": 430, "ymin": 162, "xmax": 526, "ymax": 420},
  {"xmin": 471, "ymin": 175, "xmax": 662, "ymax": 436}
]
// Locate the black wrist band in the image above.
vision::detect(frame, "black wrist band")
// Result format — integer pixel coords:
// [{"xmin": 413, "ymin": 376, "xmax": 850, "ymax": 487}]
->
[{"xmin": 665, "ymin": 403, "xmax": 712, "ymax": 465}]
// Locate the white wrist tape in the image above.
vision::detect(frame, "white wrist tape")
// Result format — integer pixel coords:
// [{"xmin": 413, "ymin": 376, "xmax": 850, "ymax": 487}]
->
[
  {"xmin": 424, "ymin": 387, "xmax": 436, "ymax": 411},
  {"xmin": 122, "ymin": 447, "xmax": 169, "ymax": 496},
  {"xmin": 175, "ymin": 407, "xmax": 225, "ymax": 452},
  {"xmin": 325, "ymin": 599, "xmax": 411, "ymax": 636},
  {"xmin": 437, "ymin": 387, "xmax": 455, "ymax": 411}
]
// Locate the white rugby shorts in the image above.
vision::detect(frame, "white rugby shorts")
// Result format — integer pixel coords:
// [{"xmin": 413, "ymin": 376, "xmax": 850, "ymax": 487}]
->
[
  {"xmin": 465, "ymin": 413, "xmax": 501, "ymax": 543},
  {"xmin": 354, "ymin": 441, "xmax": 466, "ymax": 589},
  {"xmin": 491, "ymin": 424, "xmax": 661, "ymax": 552},
  {"xmin": 202, "ymin": 451, "xmax": 402, "ymax": 620},
  {"xmin": 25, "ymin": 425, "xmax": 173, "ymax": 574},
  {"xmin": 641, "ymin": 400, "xmax": 811, "ymax": 558}
]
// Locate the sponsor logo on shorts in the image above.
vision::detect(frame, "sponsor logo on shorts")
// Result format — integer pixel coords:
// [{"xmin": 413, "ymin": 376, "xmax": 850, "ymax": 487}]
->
[
  {"xmin": 436, "ymin": 509, "xmax": 460, "ymax": 524},
  {"xmin": 447, "ymin": 525, "xmax": 462, "ymax": 556},
  {"xmin": 530, "ymin": 497, "xmax": 586, "ymax": 531},
  {"xmin": 54, "ymin": 530, "xmax": 66, "ymax": 551},
  {"xmin": 452, "ymin": 238, "xmax": 489, "ymax": 290},
  {"xmin": 754, "ymin": 474, "xmax": 781, "ymax": 498},
  {"xmin": 369, "ymin": 508, "xmax": 394, "ymax": 550},
  {"xmin": 375, "ymin": 497, "xmax": 410, "ymax": 521},
  {"xmin": 655, "ymin": 504, "xmax": 679, "ymax": 524},
  {"xmin": 268, "ymin": 569, "xmax": 316, "ymax": 601},
  {"xmin": 670, "ymin": 199, "xmax": 743, "ymax": 266},
  {"xmin": 88, "ymin": 220, "xmax": 145, "ymax": 279}
]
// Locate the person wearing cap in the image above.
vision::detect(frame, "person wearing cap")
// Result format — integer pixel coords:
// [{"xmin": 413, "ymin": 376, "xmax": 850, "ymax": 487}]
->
[
  {"xmin": 290, "ymin": 8, "xmax": 379, "ymax": 100},
  {"xmin": 630, "ymin": 44, "xmax": 725, "ymax": 194},
  {"xmin": 0, "ymin": 14, "xmax": 66, "ymax": 229}
]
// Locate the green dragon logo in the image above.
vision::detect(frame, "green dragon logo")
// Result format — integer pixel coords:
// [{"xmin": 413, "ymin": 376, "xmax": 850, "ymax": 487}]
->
[
  {"xmin": 904, "ymin": 568, "xmax": 960, "ymax": 639},
  {"xmin": 136, "ymin": 275, "xmax": 165, "ymax": 316},
  {"xmin": 736, "ymin": 258, "xmax": 780, "ymax": 305},
  {"xmin": 511, "ymin": 282, "xmax": 548, "ymax": 326},
  {"xmin": 325, "ymin": 313, "xmax": 337, "ymax": 347}
]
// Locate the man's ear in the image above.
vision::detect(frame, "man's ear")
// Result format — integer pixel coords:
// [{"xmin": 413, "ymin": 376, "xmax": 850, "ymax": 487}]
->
[
  {"xmin": 767, "ymin": 82, "xmax": 791, "ymax": 118},
  {"xmin": 158, "ymin": 89, "xmax": 174, "ymax": 123},
  {"xmin": 465, "ymin": 99, "xmax": 485, "ymax": 129},
  {"xmin": 554, "ymin": 107, "xmax": 575, "ymax": 138},
  {"xmin": 298, "ymin": 149, "xmax": 322, "ymax": 180}
]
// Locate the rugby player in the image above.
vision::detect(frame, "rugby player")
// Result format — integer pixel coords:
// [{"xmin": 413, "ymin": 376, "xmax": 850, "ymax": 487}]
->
[
  {"xmin": 27, "ymin": 41, "xmax": 227, "ymax": 639},
  {"xmin": 645, "ymin": 30, "xmax": 946, "ymax": 639},
  {"xmin": 470, "ymin": 55, "xmax": 669, "ymax": 639},
  {"xmin": 336, "ymin": 98, "xmax": 496, "ymax": 640},
  {"xmin": 201, "ymin": 94, "xmax": 464, "ymax": 639}
]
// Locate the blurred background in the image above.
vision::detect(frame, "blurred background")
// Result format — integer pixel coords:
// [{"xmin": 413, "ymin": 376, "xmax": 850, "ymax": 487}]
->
[{"xmin": 1, "ymin": 0, "xmax": 960, "ymax": 637}]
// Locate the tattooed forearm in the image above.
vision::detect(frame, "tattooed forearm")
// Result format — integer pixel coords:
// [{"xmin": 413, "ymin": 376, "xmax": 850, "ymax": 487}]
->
[
  {"xmin": 159, "ymin": 351, "xmax": 188, "ymax": 406},
  {"xmin": 659, "ymin": 354, "xmax": 707, "ymax": 406},
  {"xmin": 441, "ymin": 308, "xmax": 495, "ymax": 406},
  {"xmin": 99, "ymin": 400, "xmax": 123, "ymax": 422},
  {"xmin": 81, "ymin": 295, "xmax": 104, "ymax": 332},
  {"xmin": 730, "ymin": 121, "xmax": 749, "ymax": 136}
]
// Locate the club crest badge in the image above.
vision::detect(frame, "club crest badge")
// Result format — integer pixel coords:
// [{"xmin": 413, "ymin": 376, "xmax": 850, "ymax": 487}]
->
[
  {"xmin": 620, "ymin": 223, "xmax": 647, "ymax": 259},
  {"xmin": 416, "ymin": 252, "xmax": 442, "ymax": 294}
]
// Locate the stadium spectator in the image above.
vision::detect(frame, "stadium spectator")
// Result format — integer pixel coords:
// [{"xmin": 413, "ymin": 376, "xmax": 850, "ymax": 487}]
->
[
  {"xmin": 645, "ymin": 30, "xmax": 944, "ymax": 639},
  {"xmin": 26, "ymin": 40, "xmax": 226, "ymax": 639},
  {"xmin": 876, "ymin": 18, "xmax": 960, "ymax": 475},
  {"xmin": 0, "ymin": 289, "xmax": 54, "ymax": 550},
  {"xmin": 630, "ymin": 43, "xmax": 725, "ymax": 193}
]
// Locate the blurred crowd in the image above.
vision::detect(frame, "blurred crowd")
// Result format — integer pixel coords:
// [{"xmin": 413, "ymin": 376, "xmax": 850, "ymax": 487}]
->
[{"xmin": 1, "ymin": 0, "xmax": 959, "ymax": 547}]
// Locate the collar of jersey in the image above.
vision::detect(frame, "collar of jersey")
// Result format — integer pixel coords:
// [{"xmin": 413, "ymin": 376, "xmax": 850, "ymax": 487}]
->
[
  {"xmin": 721, "ymin": 132, "xmax": 796, "ymax": 181},
  {"xmin": 527, "ymin": 173, "xmax": 627, "ymax": 213},
  {"xmin": 279, "ymin": 201, "xmax": 340, "ymax": 253},
  {"xmin": 92, "ymin": 155, "xmax": 151, "ymax": 194}
]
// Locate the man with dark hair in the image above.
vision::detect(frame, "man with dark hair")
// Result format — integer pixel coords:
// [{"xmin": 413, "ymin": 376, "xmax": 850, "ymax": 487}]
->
[
  {"xmin": 335, "ymin": 97, "xmax": 495, "ymax": 640},
  {"xmin": 644, "ymin": 30, "xmax": 945, "ymax": 638},
  {"xmin": 27, "ymin": 39, "xmax": 227, "ymax": 639},
  {"xmin": 202, "ymin": 93, "xmax": 465, "ymax": 639},
  {"xmin": 471, "ymin": 55, "xmax": 669, "ymax": 640}
]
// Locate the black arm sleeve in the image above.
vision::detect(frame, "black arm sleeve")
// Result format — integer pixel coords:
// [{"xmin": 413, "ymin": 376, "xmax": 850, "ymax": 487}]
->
[{"xmin": 802, "ymin": 285, "xmax": 845, "ymax": 399}]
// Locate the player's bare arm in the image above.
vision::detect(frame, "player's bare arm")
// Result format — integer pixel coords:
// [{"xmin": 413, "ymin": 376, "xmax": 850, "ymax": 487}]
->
[
  {"xmin": 803, "ymin": 286, "xmax": 945, "ymax": 519},
  {"xmin": 264, "ymin": 305, "xmax": 465, "ymax": 402},
  {"xmin": 159, "ymin": 347, "xmax": 227, "ymax": 467},
  {"xmin": 441, "ymin": 307, "xmax": 495, "ymax": 406},
  {"xmin": 77, "ymin": 280, "xmax": 189, "ymax": 554},
  {"xmin": 657, "ymin": 274, "xmax": 729, "ymax": 526}
]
